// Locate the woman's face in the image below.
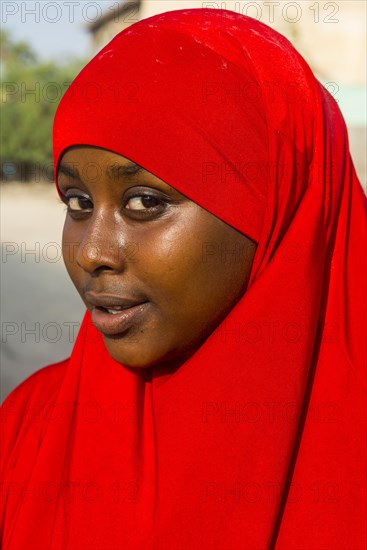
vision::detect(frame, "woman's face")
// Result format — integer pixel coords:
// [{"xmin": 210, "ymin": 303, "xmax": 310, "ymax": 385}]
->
[{"xmin": 59, "ymin": 146, "xmax": 257, "ymax": 368}]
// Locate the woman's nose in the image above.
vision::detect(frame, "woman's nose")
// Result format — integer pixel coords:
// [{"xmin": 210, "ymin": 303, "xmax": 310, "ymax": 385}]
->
[{"xmin": 75, "ymin": 210, "xmax": 129, "ymax": 274}]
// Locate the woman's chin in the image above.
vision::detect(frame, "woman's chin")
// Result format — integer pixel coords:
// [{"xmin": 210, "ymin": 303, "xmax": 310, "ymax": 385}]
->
[
  {"xmin": 102, "ymin": 335, "xmax": 163, "ymax": 369},
  {"xmin": 102, "ymin": 335, "xmax": 192, "ymax": 372},
  {"xmin": 103, "ymin": 344, "xmax": 152, "ymax": 368}
]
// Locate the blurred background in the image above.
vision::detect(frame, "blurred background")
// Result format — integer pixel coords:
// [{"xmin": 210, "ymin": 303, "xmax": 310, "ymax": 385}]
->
[{"xmin": 1, "ymin": 0, "xmax": 366, "ymax": 401}]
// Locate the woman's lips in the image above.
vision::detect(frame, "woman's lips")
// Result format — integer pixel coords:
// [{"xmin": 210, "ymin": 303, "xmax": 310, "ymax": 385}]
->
[{"xmin": 91, "ymin": 303, "xmax": 149, "ymax": 336}]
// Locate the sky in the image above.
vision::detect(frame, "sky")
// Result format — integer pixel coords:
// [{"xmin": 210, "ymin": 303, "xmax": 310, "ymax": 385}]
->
[{"xmin": 2, "ymin": 1, "xmax": 118, "ymax": 61}]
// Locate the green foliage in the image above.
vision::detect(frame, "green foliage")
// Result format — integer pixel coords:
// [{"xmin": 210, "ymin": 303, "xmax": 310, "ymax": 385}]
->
[{"xmin": 1, "ymin": 30, "xmax": 86, "ymax": 177}]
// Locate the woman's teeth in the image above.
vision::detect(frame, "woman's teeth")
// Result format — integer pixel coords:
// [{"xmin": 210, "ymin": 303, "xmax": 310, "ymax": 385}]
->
[{"xmin": 106, "ymin": 307, "xmax": 124, "ymax": 314}]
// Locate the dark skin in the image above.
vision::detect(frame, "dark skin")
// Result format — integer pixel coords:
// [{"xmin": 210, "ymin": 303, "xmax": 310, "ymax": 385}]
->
[{"xmin": 58, "ymin": 146, "xmax": 257, "ymax": 369}]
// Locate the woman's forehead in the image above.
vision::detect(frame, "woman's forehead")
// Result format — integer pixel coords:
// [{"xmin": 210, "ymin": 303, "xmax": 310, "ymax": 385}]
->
[{"xmin": 58, "ymin": 146, "xmax": 181, "ymax": 195}]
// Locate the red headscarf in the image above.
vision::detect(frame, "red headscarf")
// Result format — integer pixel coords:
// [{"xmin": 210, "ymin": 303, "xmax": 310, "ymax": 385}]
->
[{"xmin": 1, "ymin": 9, "xmax": 366, "ymax": 549}]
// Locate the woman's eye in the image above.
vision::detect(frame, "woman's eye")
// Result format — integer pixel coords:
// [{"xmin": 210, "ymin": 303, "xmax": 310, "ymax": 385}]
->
[
  {"xmin": 60, "ymin": 191, "xmax": 168, "ymax": 219},
  {"xmin": 125, "ymin": 195, "xmax": 161, "ymax": 211},
  {"xmin": 65, "ymin": 196, "xmax": 92, "ymax": 212},
  {"xmin": 67, "ymin": 197, "xmax": 91, "ymax": 212}
]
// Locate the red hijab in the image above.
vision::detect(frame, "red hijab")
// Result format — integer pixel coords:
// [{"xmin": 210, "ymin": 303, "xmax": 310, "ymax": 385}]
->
[{"xmin": 1, "ymin": 9, "xmax": 366, "ymax": 549}]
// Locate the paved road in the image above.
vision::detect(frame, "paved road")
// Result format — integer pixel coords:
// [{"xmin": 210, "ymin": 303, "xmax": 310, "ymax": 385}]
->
[{"xmin": 1, "ymin": 183, "xmax": 85, "ymax": 401}]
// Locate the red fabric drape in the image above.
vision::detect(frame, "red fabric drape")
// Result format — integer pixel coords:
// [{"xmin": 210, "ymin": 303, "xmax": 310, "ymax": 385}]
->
[{"xmin": 1, "ymin": 9, "xmax": 366, "ymax": 549}]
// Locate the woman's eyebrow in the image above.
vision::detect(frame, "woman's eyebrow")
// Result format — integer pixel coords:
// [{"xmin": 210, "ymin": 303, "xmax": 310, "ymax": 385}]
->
[
  {"xmin": 58, "ymin": 163, "xmax": 80, "ymax": 179},
  {"xmin": 58, "ymin": 161, "xmax": 145, "ymax": 180},
  {"xmin": 106, "ymin": 162, "xmax": 145, "ymax": 178}
]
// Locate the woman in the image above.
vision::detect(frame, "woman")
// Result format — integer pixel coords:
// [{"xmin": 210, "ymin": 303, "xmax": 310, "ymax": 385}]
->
[{"xmin": 1, "ymin": 8, "xmax": 366, "ymax": 549}]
